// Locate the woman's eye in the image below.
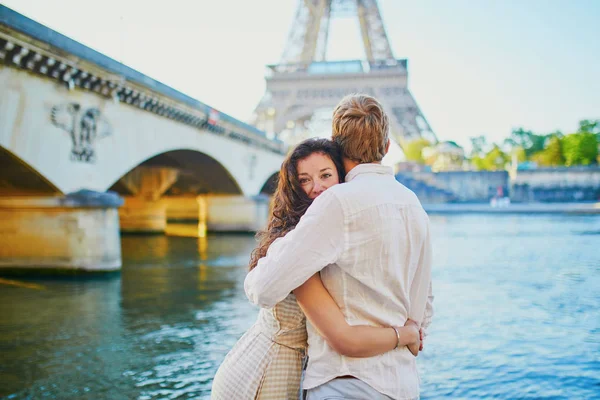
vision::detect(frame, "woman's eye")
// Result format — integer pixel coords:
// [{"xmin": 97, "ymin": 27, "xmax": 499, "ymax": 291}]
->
[
  {"xmin": 322, "ymin": 173, "xmax": 332, "ymax": 179},
  {"xmin": 299, "ymin": 179, "xmax": 309, "ymax": 184}
]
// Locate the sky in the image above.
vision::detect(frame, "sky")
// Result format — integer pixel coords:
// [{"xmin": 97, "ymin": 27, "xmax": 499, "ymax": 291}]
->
[{"xmin": 3, "ymin": 0, "xmax": 600, "ymax": 155}]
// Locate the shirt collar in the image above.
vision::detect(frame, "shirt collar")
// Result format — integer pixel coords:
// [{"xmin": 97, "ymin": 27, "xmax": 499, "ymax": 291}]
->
[{"xmin": 345, "ymin": 163, "xmax": 394, "ymax": 182}]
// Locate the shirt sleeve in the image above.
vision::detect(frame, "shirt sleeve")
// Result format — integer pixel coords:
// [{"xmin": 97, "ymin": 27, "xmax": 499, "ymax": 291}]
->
[
  {"xmin": 421, "ymin": 281, "xmax": 434, "ymax": 337},
  {"xmin": 244, "ymin": 190, "xmax": 345, "ymax": 308},
  {"xmin": 408, "ymin": 211, "xmax": 433, "ymax": 331}
]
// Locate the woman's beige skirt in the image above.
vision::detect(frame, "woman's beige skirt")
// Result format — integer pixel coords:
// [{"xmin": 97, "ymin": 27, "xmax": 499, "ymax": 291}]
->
[{"xmin": 211, "ymin": 327, "xmax": 305, "ymax": 399}]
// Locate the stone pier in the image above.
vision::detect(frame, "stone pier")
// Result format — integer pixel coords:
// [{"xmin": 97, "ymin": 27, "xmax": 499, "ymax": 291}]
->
[
  {"xmin": 118, "ymin": 167, "xmax": 178, "ymax": 233},
  {"xmin": 164, "ymin": 195, "xmax": 270, "ymax": 234},
  {"xmin": 164, "ymin": 195, "xmax": 209, "ymax": 237},
  {"xmin": 205, "ymin": 195, "xmax": 270, "ymax": 232},
  {"xmin": 0, "ymin": 191, "xmax": 123, "ymax": 272}
]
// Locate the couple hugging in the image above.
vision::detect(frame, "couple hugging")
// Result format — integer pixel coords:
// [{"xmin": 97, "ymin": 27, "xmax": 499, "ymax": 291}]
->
[{"xmin": 212, "ymin": 94, "xmax": 434, "ymax": 400}]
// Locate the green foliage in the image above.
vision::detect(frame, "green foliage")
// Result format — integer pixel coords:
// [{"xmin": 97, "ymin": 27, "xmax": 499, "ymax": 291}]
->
[
  {"xmin": 530, "ymin": 135, "xmax": 564, "ymax": 167},
  {"xmin": 578, "ymin": 119, "xmax": 599, "ymax": 134},
  {"xmin": 512, "ymin": 146, "xmax": 527, "ymax": 163},
  {"xmin": 507, "ymin": 128, "xmax": 548, "ymax": 156},
  {"xmin": 469, "ymin": 135, "xmax": 487, "ymax": 156},
  {"xmin": 485, "ymin": 145, "xmax": 510, "ymax": 170},
  {"xmin": 472, "ymin": 145, "xmax": 510, "ymax": 171},
  {"xmin": 403, "ymin": 138, "xmax": 431, "ymax": 163},
  {"xmin": 578, "ymin": 120, "xmax": 600, "ymax": 144},
  {"xmin": 468, "ymin": 119, "xmax": 599, "ymax": 170},
  {"xmin": 499, "ymin": 120, "xmax": 599, "ymax": 167},
  {"xmin": 471, "ymin": 156, "xmax": 485, "ymax": 170},
  {"xmin": 562, "ymin": 133, "xmax": 598, "ymax": 166}
]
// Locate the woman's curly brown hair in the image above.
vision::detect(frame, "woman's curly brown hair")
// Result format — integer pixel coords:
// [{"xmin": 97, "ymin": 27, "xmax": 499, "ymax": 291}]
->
[{"xmin": 249, "ymin": 138, "xmax": 345, "ymax": 270}]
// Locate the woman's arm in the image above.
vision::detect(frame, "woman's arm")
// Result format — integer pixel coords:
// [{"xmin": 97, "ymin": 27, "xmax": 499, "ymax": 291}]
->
[{"xmin": 294, "ymin": 274, "xmax": 420, "ymax": 358}]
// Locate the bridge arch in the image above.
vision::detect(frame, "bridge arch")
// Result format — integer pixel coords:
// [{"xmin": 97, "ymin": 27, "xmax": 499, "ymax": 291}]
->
[
  {"xmin": 259, "ymin": 172, "xmax": 279, "ymax": 196},
  {"xmin": 0, "ymin": 146, "xmax": 61, "ymax": 195},
  {"xmin": 108, "ymin": 149, "xmax": 243, "ymax": 196}
]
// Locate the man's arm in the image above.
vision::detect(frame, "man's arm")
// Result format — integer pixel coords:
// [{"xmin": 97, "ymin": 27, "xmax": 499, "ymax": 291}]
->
[
  {"xmin": 408, "ymin": 213, "xmax": 433, "ymax": 331},
  {"xmin": 244, "ymin": 190, "xmax": 345, "ymax": 308},
  {"xmin": 421, "ymin": 282, "xmax": 434, "ymax": 337}
]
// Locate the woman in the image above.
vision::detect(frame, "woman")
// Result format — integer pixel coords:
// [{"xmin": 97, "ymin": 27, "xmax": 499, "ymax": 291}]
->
[{"xmin": 211, "ymin": 138, "xmax": 421, "ymax": 400}]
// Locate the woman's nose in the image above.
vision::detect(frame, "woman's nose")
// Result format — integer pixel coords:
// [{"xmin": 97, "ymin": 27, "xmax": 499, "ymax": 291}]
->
[{"xmin": 312, "ymin": 181, "xmax": 324, "ymax": 195}]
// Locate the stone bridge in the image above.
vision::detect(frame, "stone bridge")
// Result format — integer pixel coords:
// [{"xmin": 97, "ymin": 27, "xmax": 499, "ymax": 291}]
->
[{"xmin": 0, "ymin": 6, "xmax": 285, "ymax": 272}]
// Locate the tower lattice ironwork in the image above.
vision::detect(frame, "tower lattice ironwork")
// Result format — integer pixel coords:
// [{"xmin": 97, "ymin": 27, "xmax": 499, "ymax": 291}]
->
[{"xmin": 253, "ymin": 0, "xmax": 437, "ymax": 147}]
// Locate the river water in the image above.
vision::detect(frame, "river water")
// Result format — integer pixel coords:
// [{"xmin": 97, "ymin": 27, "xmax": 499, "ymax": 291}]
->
[{"xmin": 1, "ymin": 215, "xmax": 599, "ymax": 399}]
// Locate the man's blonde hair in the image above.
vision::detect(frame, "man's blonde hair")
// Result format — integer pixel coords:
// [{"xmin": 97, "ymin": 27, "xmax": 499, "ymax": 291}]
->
[{"xmin": 331, "ymin": 94, "xmax": 389, "ymax": 163}]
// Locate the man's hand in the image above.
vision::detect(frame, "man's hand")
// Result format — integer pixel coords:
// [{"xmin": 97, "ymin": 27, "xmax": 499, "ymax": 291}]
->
[{"xmin": 419, "ymin": 327, "xmax": 424, "ymax": 351}]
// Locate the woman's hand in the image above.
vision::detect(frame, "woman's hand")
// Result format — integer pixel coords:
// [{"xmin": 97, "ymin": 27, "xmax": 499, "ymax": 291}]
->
[
  {"xmin": 402, "ymin": 319, "xmax": 421, "ymax": 357},
  {"xmin": 296, "ymin": 274, "xmax": 423, "ymax": 358}
]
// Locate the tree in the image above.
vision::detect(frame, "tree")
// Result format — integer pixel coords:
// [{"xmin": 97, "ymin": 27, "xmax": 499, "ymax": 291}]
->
[
  {"xmin": 484, "ymin": 145, "xmax": 510, "ymax": 170},
  {"xmin": 471, "ymin": 155, "xmax": 486, "ymax": 171},
  {"xmin": 530, "ymin": 135, "xmax": 564, "ymax": 167},
  {"xmin": 497, "ymin": 120, "xmax": 599, "ymax": 167},
  {"xmin": 471, "ymin": 145, "xmax": 509, "ymax": 171},
  {"xmin": 578, "ymin": 119, "xmax": 599, "ymax": 134},
  {"xmin": 578, "ymin": 119, "xmax": 600, "ymax": 145},
  {"xmin": 562, "ymin": 133, "xmax": 598, "ymax": 166},
  {"xmin": 402, "ymin": 138, "xmax": 431, "ymax": 163},
  {"xmin": 469, "ymin": 135, "xmax": 487, "ymax": 157},
  {"xmin": 512, "ymin": 146, "xmax": 527, "ymax": 163},
  {"xmin": 507, "ymin": 127, "xmax": 548, "ymax": 156},
  {"xmin": 548, "ymin": 130, "xmax": 564, "ymax": 139}
]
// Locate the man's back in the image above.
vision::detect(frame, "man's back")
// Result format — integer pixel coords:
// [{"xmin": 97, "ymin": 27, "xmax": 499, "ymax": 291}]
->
[{"xmin": 303, "ymin": 163, "xmax": 432, "ymax": 400}]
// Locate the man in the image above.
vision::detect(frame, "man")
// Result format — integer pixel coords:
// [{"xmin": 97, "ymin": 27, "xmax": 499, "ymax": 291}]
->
[{"xmin": 245, "ymin": 94, "xmax": 434, "ymax": 400}]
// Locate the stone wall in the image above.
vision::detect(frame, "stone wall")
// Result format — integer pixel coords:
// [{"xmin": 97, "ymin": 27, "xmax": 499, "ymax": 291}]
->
[
  {"xmin": 396, "ymin": 171, "xmax": 509, "ymax": 203},
  {"xmin": 511, "ymin": 167, "xmax": 600, "ymax": 202},
  {"xmin": 431, "ymin": 171, "xmax": 509, "ymax": 202},
  {"xmin": 398, "ymin": 167, "xmax": 600, "ymax": 203}
]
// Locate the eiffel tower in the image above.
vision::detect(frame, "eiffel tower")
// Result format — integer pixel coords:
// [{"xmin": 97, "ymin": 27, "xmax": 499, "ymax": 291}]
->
[{"xmin": 253, "ymin": 0, "xmax": 437, "ymax": 147}]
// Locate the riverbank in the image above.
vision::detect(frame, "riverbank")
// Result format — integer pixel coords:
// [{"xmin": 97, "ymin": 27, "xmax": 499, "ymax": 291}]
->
[{"xmin": 423, "ymin": 202, "xmax": 600, "ymax": 214}]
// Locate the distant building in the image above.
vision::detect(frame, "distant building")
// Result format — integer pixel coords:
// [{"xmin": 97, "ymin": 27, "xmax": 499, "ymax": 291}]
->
[{"xmin": 422, "ymin": 141, "xmax": 465, "ymax": 172}]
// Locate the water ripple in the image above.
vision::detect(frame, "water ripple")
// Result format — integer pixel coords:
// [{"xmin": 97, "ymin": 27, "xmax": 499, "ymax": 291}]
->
[{"xmin": 1, "ymin": 217, "xmax": 599, "ymax": 399}]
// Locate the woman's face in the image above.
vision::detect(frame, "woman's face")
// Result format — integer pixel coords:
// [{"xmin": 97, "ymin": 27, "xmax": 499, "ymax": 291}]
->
[{"xmin": 297, "ymin": 152, "xmax": 340, "ymax": 199}]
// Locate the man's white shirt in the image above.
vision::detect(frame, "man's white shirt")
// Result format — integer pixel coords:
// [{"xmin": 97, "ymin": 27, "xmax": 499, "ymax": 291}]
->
[{"xmin": 245, "ymin": 163, "xmax": 434, "ymax": 400}]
